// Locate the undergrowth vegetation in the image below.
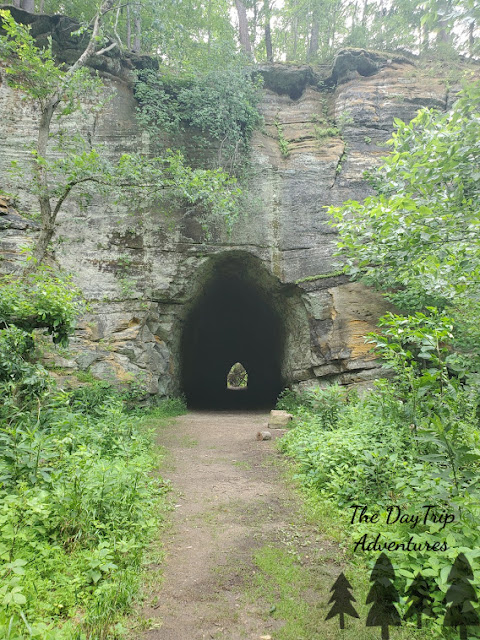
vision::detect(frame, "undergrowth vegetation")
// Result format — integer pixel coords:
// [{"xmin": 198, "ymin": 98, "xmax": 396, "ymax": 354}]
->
[
  {"xmin": 134, "ymin": 66, "xmax": 262, "ymax": 174},
  {"xmin": 0, "ymin": 270, "xmax": 185, "ymax": 639},
  {"xmin": 278, "ymin": 369, "xmax": 480, "ymax": 636},
  {"xmin": 278, "ymin": 83, "xmax": 480, "ymax": 638}
]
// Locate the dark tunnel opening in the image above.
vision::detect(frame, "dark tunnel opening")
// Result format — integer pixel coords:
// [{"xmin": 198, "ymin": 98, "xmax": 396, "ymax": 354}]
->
[{"xmin": 181, "ymin": 255, "xmax": 285, "ymax": 410}]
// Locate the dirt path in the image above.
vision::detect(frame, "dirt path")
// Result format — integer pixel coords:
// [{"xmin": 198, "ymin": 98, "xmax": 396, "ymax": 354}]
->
[{"xmin": 141, "ymin": 411, "xmax": 340, "ymax": 640}]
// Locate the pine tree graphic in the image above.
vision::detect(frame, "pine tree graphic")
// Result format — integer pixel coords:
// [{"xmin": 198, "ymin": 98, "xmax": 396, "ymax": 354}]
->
[
  {"xmin": 404, "ymin": 572, "xmax": 435, "ymax": 629},
  {"xmin": 366, "ymin": 553, "xmax": 401, "ymax": 640},
  {"xmin": 325, "ymin": 572, "xmax": 360, "ymax": 629},
  {"xmin": 444, "ymin": 552, "xmax": 479, "ymax": 640}
]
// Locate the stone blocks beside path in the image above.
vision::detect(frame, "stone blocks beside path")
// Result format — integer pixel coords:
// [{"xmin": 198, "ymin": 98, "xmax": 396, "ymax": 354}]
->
[
  {"xmin": 268, "ymin": 410, "xmax": 293, "ymax": 428},
  {"xmin": 256, "ymin": 430, "xmax": 272, "ymax": 441}
]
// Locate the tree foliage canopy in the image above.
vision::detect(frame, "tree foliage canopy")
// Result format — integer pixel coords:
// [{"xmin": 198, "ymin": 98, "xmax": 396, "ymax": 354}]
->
[{"xmin": 20, "ymin": 0, "xmax": 480, "ymax": 65}]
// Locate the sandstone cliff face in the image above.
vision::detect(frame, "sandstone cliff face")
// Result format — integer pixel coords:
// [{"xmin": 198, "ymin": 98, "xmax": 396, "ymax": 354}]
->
[{"xmin": 0, "ymin": 42, "xmax": 467, "ymax": 399}]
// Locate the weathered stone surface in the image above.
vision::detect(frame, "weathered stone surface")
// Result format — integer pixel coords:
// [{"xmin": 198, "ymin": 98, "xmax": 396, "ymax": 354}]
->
[
  {"xmin": 0, "ymin": 197, "xmax": 39, "ymax": 231},
  {"xmin": 0, "ymin": 6, "xmax": 158, "ymax": 80},
  {"xmin": 76, "ymin": 350, "xmax": 102, "ymax": 371},
  {"xmin": 1, "ymin": 41, "xmax": 477, "ymax": 396},
  {"xmin": 256, "ymin": 430, "xmax": 272, "ymax": 441},
  {"xmin": 329, "ymin": 48, "xmax": 414, "ymax": 85},
  {"xmin": 256, "ymin": 63, "xmax": 322, "ymax": 100},
  {"xmin": 0, "ymin": 197, "xmax": 38, "ymax": 271},
  {"xmin": 268, "ymin": 410, "xmax": 293, "ymax": 428},
  {"xmin": 42, "ymin": 353, "xmax": 77, "ymax": 369}
]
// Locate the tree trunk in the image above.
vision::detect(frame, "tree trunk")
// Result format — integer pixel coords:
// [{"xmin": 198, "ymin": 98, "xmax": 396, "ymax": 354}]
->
[
  {"xmin": 38, "ymin": 0, "xmax": 45, "ymax": 12},
  {"xmin": 292, "ymin": 15, "xmax": 298, "ymax": 59},
  {"xmin": 436, "ymin": 0, "xmax": 452, "ymax": 46},
  {"xmin": 26, "ymin": 100, "xmax": 57, "ymax": 272},
  {"xmin": 12, "ymin": 0, "xmax": 21, "ymax": 7},
  {"xmin": 30, "ymin": 215, "xmax": 56, "ymax": 268},
  {"xmin": 264, "ymin": 0, "xmax": 273, "ymax": 61},
  {"xmin": 25, "ymin": 0, "xmax": 116, "ymax": 272},
  {"xmin": 469, "ymin": 20, "xmax": 475, "ymax": 57},
  {"xmin": 70, "ymin": 0, "xmax": 115, "ymax": 73},
  {"xmin": 421, "ymin": 22, "xmax": 429, "ymax": 53},
  {"xmin": 339, "ymin": 612, "xmax": 345, "ymax": 629},
  {"xmin": 378, "ymin": 0, "xmax": 386, "ymax": 47},
  {"xmin": 437, "ymin": 23, "xmax": 450, "ymax": 44},
  {"xmin": 133, "ymin": 5, "xmax": 141, "ymax": 53},
  {"xmin": 126, "ymin": 4, "xmax": 131, "ymax": 50},
  {"xmin": 351, "ymin": 0, "xmax": 358, "ymax": 34},
  {"xmin": 362, "ymin": 0, "xmax": 368, "ymax": 28},
  {"xmin": 308, "ymin": 16, "xmax": 319, "ymax": 60},
  {"xmin": 207, "ymin": 0, "xmax": 212, "ymax": 54},
  {"xmin": 21, "ymin": 0, "xmax": 35, "ymax": 11},
  {"xmin": 328, "ymin": 2, "xmax": 338, "ymax": 57},
  {"xmin": 235, "ymin": 0, "xmax": 252, "ymax": 55}
]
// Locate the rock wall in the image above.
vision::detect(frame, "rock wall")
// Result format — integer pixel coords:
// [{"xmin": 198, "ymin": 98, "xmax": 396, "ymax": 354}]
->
[{"xmin": 0, "ymin": 33, "xmax": 471, "ymax": 399}]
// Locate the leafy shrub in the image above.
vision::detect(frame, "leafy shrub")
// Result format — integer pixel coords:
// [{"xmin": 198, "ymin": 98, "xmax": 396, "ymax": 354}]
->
[
  {"xmin": 280, "ymin": 390, "xmax": 416, "ymax": 506},
  {"xmin": 330, "ymin": 83, "xmax": 480, "ymax": 328},
  {"xmin": 0, "ymin": 265, "xmax": 185, "ymax": 638},
  {"xmin": 68, "ymin": 381, "xmax": 121, "ymax": 416},
  {"xmin": 0, "ymin": 326, "xmax": 52, "ymax": 406},
  {"xmin": 134, "ymin": 67, "xmax": 262, "ymax": 171},
  {"xmin": 227, "ymin": 362, "xmax": 248, "ymax": 388},
  {"xmin": 277, "ymin": 383, "xmax": 350, "ymax": 429},
  {"xmin": 298, "ymin": 384, "xmax": 350, "ymax": 429},
  {"xmin": 276, "ymin": 388, "xmax": 303, "ymax": 413},
  {"xmin": 314, "ymin": 124, "xmax": 339, "ymax": 139},
  {"xmin": 0, "ymin": 267, "xmax": 83, "ymax": 345},
  {"xmin": 279, "ymin": 359, "xmax": 480, "ymax": 637},
  {"xmin": 0, "ymin": 390, "xmax": 181, "ymax": 638},
  {"xmin": 0, "ymin": 325, "xmax": 34, "ymax": 381}
]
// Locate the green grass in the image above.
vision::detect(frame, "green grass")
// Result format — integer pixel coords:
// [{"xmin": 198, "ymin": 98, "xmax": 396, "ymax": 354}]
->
[
  {"xmin": 177, "ymin": 435, "xmax": 199, "ymax": 448},
  {"xmin": 248, "ymin": 545, "xmax": 325, "ymax": 639},
  {"xmin": 244, "ymin": 513, "xmax": 441, "ymax": 640},
  {"xmin": 232, "ymin": 460, "xmax": 252, "ymax": 470}
]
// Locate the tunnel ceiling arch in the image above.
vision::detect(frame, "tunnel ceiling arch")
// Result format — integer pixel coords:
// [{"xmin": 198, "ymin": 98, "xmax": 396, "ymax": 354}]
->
[{"xmin": 180, "ymin": 252, "xmax": 290, "ymax": 409}]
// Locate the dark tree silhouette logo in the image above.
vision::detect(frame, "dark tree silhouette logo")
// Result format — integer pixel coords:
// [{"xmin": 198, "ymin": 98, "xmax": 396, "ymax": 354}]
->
[
  {"xmin": 444, "ymin": 552, "xmax": 479, "ymax": 640},
  {"xmin": 404, "ymin": 572, "xmax": 435, "ymax": 629},
  {"xmin": 325, "ymin": 572, "xmax": 360, "ymax": 629},
  {"xmin": 366, "ymin": 553, "xmax": 401, "ymax": 640}
]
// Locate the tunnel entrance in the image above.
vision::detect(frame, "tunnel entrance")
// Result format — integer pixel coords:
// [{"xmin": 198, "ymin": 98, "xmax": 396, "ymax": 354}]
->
[{"xmin": 181, "ymin": 253, "xmax": 286, "ymax": 409}]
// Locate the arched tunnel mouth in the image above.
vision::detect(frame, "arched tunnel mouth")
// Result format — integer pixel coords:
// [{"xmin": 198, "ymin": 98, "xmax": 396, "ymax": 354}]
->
[{"xmin": 181, "ymin": 253, "xmax": 286, "ymax": 410}]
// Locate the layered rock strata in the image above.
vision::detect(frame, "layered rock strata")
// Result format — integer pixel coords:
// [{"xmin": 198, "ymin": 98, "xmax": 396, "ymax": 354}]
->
[{"xmin": 0, "ymin": 26, "xmax": 473, "ymax": 397}]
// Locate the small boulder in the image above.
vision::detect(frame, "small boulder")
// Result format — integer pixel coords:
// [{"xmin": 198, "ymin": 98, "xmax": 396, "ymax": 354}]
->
[
  {"xmin": 256, "ymin": 430, "xmax": 272, "ymax": 441},
  {"xmin": 268, "ymin": 410, "xmax": 293, "ymax": 428}
]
